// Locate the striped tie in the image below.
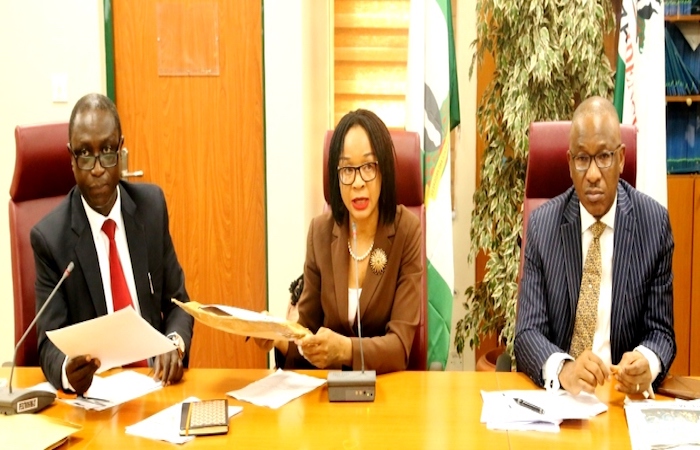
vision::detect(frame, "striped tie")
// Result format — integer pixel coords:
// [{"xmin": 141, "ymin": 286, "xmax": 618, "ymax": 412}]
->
[{"xmin": 569, "ymin": 221, "xmax": 606, "ymax": 359}]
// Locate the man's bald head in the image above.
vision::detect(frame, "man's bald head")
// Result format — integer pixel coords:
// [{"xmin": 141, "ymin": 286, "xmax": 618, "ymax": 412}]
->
[{"xmin": 571, "ymin": 96, "xmax": 621, "ymax": 145}]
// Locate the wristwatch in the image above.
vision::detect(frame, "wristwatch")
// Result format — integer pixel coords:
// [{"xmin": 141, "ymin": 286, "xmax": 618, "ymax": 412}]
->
[
  {"xmin": 547, "ymin": 358, "xmax": 568, "ymax": 391},
  {"xmin": 167, "ymin": 332, "xmax": 185, "ymax": 359}
]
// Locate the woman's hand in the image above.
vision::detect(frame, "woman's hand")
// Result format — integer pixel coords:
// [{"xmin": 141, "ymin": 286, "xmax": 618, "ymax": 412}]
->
[
  {"xmin": 297, "ymin": 327, "xmax": 352, "ymax": 368},
  {"xmin": 250, "ymin": 310, "xmax": 289, "ymax": 354}
]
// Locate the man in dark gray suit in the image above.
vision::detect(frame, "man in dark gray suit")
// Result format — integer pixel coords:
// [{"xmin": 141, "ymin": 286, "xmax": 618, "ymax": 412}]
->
[
  {"xmin": 515, "ymin": 96, "xmax": 675, "ymax": 396},
  {"xmin": 32, "ymin": 93, "xmax": 193, "ymax": 394}
]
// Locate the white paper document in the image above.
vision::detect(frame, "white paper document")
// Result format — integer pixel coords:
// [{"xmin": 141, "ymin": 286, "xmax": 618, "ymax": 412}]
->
[
  {"xmin": 625, "ymin": 400, "xmax": 700, "ymax": 450},
  {"xmin": 32, "ymin": 371, "xmax": 163, "ymax": 411},
  {"xmin": 480, "ymin": 390, "xmax": 608, "ymax": 432},
  {"xmin": 125, "ymin": 396, "xmax": 243, "ymax": 445},
  {"xmin": 46, "ymin": 307, "xmax": 178, "ymax": 372},
  {"xmin": 227, "ymin": 369, "xmax": 326, "ymax": 409}
]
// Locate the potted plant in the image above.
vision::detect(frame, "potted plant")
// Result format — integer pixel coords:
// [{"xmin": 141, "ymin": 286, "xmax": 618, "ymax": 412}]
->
[{"xmin": 453, "ymin": 0, "xmax": 615, "ymax": 363}]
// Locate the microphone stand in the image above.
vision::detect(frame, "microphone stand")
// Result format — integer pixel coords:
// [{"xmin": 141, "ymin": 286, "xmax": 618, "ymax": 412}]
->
[
  {"xmin": 327, "ymin": 224, "xmax": 376, "ymax": 402},
  {"xmin": 0, "ymin": 262, "xmax": 74, "ymax": 415}
]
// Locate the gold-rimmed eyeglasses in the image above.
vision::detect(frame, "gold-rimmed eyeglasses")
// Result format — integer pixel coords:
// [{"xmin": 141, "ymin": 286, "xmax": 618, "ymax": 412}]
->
[
  {"xmin": 337, "ymin": 162, "xmax": 378, "ymax": 185},
  {"xmin": 569, "ymin": 145, "xmax": 621, "ymax": 172}
]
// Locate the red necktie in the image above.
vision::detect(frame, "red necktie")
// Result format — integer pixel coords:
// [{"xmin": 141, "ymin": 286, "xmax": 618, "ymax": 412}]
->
[
  {"xmin": 102, "ymin": 219, "xmax": 133, "ymax": 311},
  {"xmin": 102, "ymin": 219, "xmax": 147, "ymax": 367}
]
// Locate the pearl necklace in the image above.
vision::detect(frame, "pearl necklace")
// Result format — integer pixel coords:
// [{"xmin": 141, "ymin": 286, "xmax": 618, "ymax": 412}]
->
[{"xmin": 348, "ymin": 240, "xmax": 374, "ymax": 261}]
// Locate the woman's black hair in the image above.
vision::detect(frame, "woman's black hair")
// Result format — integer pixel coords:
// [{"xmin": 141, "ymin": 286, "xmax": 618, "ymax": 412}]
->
[
  {"xmin": 327, "ymin": 109, "xmax": 396, "ymax": 225},
  {"xmin": 289, "ymin": 274, "xmax": 304, "ymax": 306}
]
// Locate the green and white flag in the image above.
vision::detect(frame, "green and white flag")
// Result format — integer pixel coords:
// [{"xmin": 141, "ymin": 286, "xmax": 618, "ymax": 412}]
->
[
  {"xmin": 406, "ymin": 0, "xmax": 460, "ymax": 368},
  {"xmin": 613, "ymin": 0, "xmax": 667, "ymax": 206}
]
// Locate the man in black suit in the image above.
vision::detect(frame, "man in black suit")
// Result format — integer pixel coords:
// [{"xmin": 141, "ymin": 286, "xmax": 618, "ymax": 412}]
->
[
  {"xmin": 32, "ymin": 93, "xmax": 193, "ymax": 394},
  {"xmin": 515, "ymin": 96, "xmax": 676, "ymax": 396}
]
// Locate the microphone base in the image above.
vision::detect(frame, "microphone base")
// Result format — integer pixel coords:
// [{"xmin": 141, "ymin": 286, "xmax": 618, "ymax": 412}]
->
[
  {"xmin": 0, "ymin": 388, "xmax": 56, "ymax": 415},
  {"xmin": 327, "ymin": 370, "xmax": 376, "ymax": 402}
]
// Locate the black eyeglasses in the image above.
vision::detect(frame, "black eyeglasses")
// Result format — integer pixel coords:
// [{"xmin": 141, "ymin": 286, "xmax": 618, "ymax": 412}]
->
[
  {"xmin": 70, "ymin": 146, "xmax": 120, "ymax": 171},
  {"xmin": 337, "ymin": 162, "xmax": 379, "ymax": 185},
  {"xmin": 570, "ymin": 145, "xmax": 621, "ymax": 172}
]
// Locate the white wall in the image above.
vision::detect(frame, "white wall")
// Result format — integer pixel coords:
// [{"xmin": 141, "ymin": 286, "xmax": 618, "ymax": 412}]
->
[
  {"xmin": 264, "ymin": 0, "xmax": 330, "ymax": 327},
  {"xmin": 446, "ymin": 0, "xmax": 477, "ymax": 371},
  {"xmin": 0, "ymin": 1, "xmax": 106, "ymax": 364}
]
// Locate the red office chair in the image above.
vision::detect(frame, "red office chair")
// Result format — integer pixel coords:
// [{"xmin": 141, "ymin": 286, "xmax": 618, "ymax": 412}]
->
[
  {"xmin": 9, "ymin": 122, "xmax": 75, "ymax": 366},
  {"xmin": 521, "ymin": 121, "xmax": 638, "ymax": 279},
  {"xmin": 323, "ymin": 130, "xmax": 428, "ymax": 370}
]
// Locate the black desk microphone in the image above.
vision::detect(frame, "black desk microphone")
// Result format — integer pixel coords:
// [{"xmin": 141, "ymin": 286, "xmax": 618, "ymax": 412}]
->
[
  {"xmin": 0, "ymin": 262, "xmax": 74, "ymax": 415},
  {"xmin": 327, "ymin": 223, "xmax": 376, "ymax": 402}
]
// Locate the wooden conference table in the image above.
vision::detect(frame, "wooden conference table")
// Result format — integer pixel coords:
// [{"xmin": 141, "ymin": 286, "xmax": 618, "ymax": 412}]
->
[{"xmin": 4, "ymin": 367, "xmax": 644, "ymax": 449}]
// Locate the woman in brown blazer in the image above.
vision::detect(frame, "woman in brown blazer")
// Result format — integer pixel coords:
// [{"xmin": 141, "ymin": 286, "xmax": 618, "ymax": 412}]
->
[{"xmin": 261, "ymin": 109, "xmax": 421, "ymax": 374}]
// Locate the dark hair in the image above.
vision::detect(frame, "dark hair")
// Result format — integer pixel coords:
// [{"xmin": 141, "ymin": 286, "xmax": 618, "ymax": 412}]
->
[
  {"xmin": 69, "ymin": 93, "xmax": 122, "ymax": 142},
  {"xmin": 327, "ymin": 109, "xmax": 396, "ymax": 225},
  {"xmin": 289, "ymin": 274, "xmax": 304, "ymax": 306}
]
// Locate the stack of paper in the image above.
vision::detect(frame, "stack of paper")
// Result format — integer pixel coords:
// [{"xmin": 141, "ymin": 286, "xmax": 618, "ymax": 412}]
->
[
  {"xmin": 480, "ymin": 390, "xmax": 608, "ymax": 432},
  {"xmin": 625, "ymin": 400, "xmax": 700, "ymax": 450},
  {"xmin": 32, "ymin": 371, "xmax": 163, "ymax": 411},
  {"xmin": 227, "ymin": 369, "xmax": 326, "ymax": 409}
]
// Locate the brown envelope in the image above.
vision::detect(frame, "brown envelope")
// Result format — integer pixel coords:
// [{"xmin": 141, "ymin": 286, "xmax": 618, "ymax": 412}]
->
[{"xmin": 658, "ymin": 375, "xmax": 700, "ymax": 400}]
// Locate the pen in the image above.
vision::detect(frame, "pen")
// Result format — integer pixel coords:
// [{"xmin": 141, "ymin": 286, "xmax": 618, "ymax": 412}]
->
[
  {"xmin": 58, "ymin": 390, "xmax": 109, "ymax": 403},
  {"xmin": 80, "ymin": 395, "xmax": 111, "ymax": 403},
  {"xmin": 513, "ymin": 397, "xmax": 544, "ymax": 414},
  {"xmin": 74, "ymin": 396, "xmax": 112, "ymax": 408}
]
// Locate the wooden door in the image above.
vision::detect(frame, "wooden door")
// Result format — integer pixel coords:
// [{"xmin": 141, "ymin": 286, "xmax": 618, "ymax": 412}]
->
[{"xmin": 112, "ymin": 1, "xmax": 266, "ymax": 368}]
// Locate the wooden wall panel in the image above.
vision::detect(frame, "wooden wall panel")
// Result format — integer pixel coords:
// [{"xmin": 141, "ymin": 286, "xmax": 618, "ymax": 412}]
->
[
  {"xmin": 691, "ymin": 178, "xmax": 700, "ymax": 375},
  {"xmin": 113, "ymin": 0, "xmax": 266, "ymax": 368},
  {"xmin": 667, "ymin": 176, "xmax": 694, "ymax": 376}
]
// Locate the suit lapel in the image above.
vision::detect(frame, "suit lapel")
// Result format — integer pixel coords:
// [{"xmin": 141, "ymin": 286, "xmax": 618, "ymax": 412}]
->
[
  {"xmin": 70, "ymin": 189, "xmax": 108, "ymax": 316},
  {"xmin": 562, "ymin": 194, "xmax": 583, "ymax": 331},
  {"xmin": 611, "ymin": 184, "xmax": 634, "ymax": 361},
  {"xmin": 120, "ymin": 185, "xmax": 155, "ymax": 326},
  {"xmin": 331, "ymin": 221, "xmax": 352, "ymax": 335},
  {"xmin": 359, "ymin": 217, "xmax": 396, "ymax": 321}
]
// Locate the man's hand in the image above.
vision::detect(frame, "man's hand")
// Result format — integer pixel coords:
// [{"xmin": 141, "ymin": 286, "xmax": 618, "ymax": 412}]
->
[
  {"xmin": 611, "ymin": 350, "xmax": 652, "ymax": 396},
  {"xmin": 66, "ymin": 355, "xmax": 101, "ymax": 395},
  {"xmin": 154, "ymin": 350, "xmax": 183, "ymax": 386},
  {"xmin": 297, "ymin": 327, "xmax": 351, "ymax": 369},
  {"xmin": 559, "ymin": 350, "xmax": 610, "ymax": 395}
]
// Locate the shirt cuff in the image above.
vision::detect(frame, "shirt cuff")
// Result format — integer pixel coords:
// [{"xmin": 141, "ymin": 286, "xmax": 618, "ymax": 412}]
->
[
  {"xmin": 61, "ymin": 355, "xmax": 75, "ymax": 392},
  {"xmin": 542, "ymin": 352, "xmax": 573, "ymax": 392},
  {"xmin": 634, "ymin": 345, "xmax": 661, "ymax": 382},
  {"xmin": 167, "ymin": 332, "xmax": 186, "ymax": 358}
]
